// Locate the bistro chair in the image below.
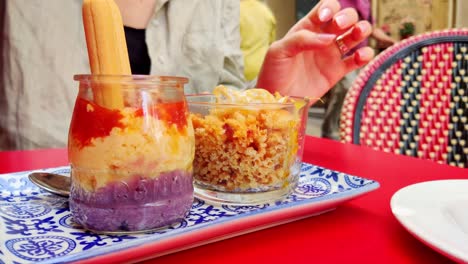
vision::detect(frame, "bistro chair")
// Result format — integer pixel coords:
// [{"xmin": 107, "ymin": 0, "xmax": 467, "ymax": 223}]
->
[{"xmin": 340, "ymin": 28, "xmax": 467, "ymax": 168}]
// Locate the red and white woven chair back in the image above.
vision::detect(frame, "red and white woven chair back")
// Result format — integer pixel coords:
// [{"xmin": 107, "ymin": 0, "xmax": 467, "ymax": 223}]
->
[{"xmin": 340, "ymin": 28, "xmax": 467, "ymax": 168}]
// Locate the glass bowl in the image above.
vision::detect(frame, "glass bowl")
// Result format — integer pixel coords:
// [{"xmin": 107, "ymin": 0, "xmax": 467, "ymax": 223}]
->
[{"xmin": 187, "ymin": 94, "xmax": 310, "ymax": 205}]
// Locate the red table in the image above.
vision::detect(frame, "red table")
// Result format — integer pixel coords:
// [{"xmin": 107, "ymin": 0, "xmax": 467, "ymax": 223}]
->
[{"xmin": 1, "ymin": 136, "xmax": 466, "ymax": 263}]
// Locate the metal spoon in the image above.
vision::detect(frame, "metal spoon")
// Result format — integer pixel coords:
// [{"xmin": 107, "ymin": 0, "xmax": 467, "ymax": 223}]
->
[{"xmin": 28, "ymin": 172, "xmax": 71, "ymax": 197}]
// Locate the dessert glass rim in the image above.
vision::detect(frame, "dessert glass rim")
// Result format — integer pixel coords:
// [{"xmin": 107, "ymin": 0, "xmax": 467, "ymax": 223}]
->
[
  {"xmin": 186, "ymin": 94, "xmax": 310, "ymax": 107},
  {"xmin": 73, "ymin": 74, "xmax": 189, "ymax": 86}
]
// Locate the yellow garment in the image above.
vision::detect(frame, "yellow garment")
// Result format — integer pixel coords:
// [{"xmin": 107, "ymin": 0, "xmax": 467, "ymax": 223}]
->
[{"xmin": 240, "ymin": 0, "xmax": 276, "ymax": 81}]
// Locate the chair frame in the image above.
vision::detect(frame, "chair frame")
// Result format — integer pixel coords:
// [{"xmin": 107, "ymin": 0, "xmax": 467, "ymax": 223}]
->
[{"xmin": 340, "ymin": 28, "xmax": 468, "ymax": 167}]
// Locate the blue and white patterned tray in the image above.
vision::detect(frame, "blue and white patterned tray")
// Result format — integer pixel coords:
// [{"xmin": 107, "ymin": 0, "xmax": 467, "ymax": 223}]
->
[{"xmin": 0, "ymin": 163, "xmax": 379, "ymax": 264}]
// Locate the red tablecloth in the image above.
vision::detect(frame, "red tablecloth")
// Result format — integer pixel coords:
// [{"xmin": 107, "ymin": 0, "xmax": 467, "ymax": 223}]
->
[{"xmin": 1, "ymin": 136, "xmax": 466, "ymax": 263}]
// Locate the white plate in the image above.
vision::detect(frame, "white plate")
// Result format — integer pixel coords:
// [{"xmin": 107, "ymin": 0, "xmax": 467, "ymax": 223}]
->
[{"xmin": 391, "ymin": 180, "xmax": 468, "ymax": 263}]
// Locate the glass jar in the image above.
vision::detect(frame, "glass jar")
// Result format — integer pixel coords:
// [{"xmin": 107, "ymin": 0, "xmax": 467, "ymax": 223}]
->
[
  {"xmin": 187, "ymin": 94, "xmax": 310, "ymax": 205},
  {"xmin": 68, "ymin": 75, "xmax": 194, "ymax": 233}
]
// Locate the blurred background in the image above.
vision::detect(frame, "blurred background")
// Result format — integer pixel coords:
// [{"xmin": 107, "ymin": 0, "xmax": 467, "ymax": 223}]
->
[
  {"xmin": 0, "ymin": 0, "xmax": 466, "ymax": 150},
  {"xmin": 268, "ymin": 0, "xmax": 465, "ymax": 42}
]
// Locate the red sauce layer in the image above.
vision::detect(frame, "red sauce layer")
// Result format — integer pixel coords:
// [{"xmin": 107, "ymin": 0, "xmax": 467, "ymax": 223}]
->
[
  {"xmin": 70, "ymin": 98, "xmax": 188, "ymax": 148},
  {"xmin": 135, "ymin": 101, "xmax": 188, "ymax": 131},
  {"xmin": 70, "ymin": 98, "xmax": 125, "ymax": 148}
]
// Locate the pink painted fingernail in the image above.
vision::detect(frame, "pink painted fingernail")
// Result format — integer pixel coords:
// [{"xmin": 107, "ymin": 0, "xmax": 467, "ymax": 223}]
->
[
  {"xmin": 319, "ymin": 8, "xmax": 332, "ymax": 22},
  {"xmin": 335, "ymin": 14, "xmax": 348, "ymax": 28},
  {"xmin": 352, "ymin": 23, "xmax": 371, "ymax": 40}
]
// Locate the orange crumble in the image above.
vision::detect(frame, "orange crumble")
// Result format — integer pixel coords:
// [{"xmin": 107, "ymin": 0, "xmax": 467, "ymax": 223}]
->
[{"xmin": 191, "ymin": 86, "xmax": 301, "ymax": 191}]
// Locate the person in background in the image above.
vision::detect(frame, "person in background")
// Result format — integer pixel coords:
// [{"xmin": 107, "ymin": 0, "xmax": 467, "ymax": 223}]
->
[
  {"xmin": 240, "ymin": 0, "xmax": 276, "ymax": 87},
  {"xmin": 118, "ymin": 0, "xmax": 376, "ymax": 101},
  {"xmin": 0, "ymin": 0, "xmax": 245, "ymax": 150},
  {"xmin": 115, "ymin": 0, "xmax": 246, "ymax": 92},
  {"xmin": 0, "ymin": 0, "xmax": 374, "ymax": 150},
  {"xmin": 321, "ymin": 0, "xmax": 396, "ymax": 140}
]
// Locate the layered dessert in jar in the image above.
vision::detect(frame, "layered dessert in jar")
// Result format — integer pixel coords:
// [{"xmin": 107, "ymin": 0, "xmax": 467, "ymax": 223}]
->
[
  {"xmin": 68, "ymin": 76, "xmax": 195, "ymax": 232},
  {"xmin": 70, "ymin": 0, "xmax": 194, "ymax": 232}
]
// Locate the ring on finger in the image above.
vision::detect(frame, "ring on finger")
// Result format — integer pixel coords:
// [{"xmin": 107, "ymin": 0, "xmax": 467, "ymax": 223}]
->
[{"xmin": 335, "ymin": 34, "xmax": 350, "ymax": 56}]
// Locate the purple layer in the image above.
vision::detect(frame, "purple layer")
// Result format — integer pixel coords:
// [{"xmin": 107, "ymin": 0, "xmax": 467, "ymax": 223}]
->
[{"xmin": 70, "ymin": 170, "xmax": 193, "ymax": 232}]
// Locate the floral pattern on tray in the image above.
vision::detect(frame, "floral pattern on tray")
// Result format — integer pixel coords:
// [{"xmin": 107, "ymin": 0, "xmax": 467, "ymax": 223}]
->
[{"xmin": 0, "ymin": 163, "xmax": 379, "ymax": 264}]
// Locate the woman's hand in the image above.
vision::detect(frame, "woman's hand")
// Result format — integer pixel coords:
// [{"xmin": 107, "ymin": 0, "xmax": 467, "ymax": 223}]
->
[{"xmin": 256, "ymin": 0, "xmax": 374, "ymax": 101}]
